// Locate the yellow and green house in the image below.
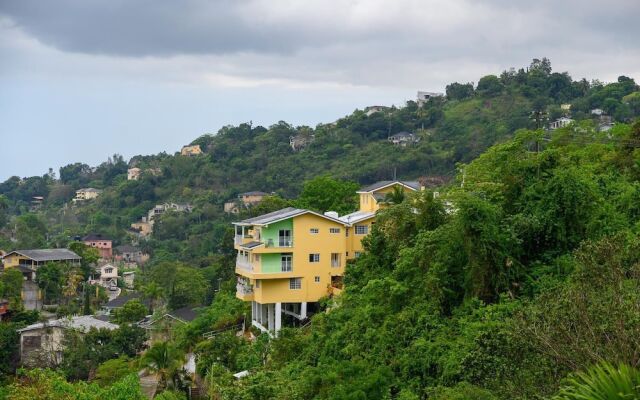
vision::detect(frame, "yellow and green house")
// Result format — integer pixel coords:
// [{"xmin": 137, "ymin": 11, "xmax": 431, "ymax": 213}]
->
[{"xmin": 233, "ymin": 180, "xmax": 420, "ymax": 334}]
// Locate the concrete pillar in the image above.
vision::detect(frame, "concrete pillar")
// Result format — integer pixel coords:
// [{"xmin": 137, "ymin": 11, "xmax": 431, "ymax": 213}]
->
[
  {"xmin": 275, "ymin": 303, "xmax": 282, "ymax": 333},
  {"xmin": 300, "ymin": 302, "xmax": 307, "ymax": 319},
  {"xmin": 267, "ymin": 304, "xmax": 275, "ymax": 331}
]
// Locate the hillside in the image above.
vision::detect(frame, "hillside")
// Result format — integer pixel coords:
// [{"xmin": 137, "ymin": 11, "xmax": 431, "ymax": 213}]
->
[{"xmin": 1, "ymin": 59, "xmax": 640, "ymax": 399}]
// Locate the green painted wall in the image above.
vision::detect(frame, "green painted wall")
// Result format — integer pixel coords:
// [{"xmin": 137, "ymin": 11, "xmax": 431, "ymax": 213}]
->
[
  {"xmin": 262, "ymin": 219, "xmax": 293, "ymax": 247},
  {"xmin": 262, "ymin": 253, "xmax": 290, "ymax": 273}
]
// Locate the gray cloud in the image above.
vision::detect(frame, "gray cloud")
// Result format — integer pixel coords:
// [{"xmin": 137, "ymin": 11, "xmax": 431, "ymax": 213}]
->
[{"xmin": 1, "ymin": 0, "xmax": 637, "ymax": 59}]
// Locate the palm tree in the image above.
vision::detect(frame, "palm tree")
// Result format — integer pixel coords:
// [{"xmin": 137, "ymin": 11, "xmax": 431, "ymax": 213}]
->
[
  {"xmin": 143, "ymin": 282, "xmax": 164, "ymax": 314},
  {"xmin": 383, "ymin": 186, "xmax": 406, "ymax": 205},
  {"xmin": 553, "ymin": 362, "xmax": 640, "ymax": 400},
  {"xmin": 141, "ymin": 342, "xmax": 185, "ymax": 390}
]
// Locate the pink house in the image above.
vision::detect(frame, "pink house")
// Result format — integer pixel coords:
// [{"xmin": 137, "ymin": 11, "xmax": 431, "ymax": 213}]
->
[{"xmin": 82, "ymin": 234, "xmax": 113, "ymax": 259}]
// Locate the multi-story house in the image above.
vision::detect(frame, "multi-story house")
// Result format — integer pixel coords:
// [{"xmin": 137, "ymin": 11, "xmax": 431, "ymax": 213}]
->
[
  {"xmin": 73, "ymin": 188, "xmax": 102, "ymax": 202},
  {"xmin": 1, "ymin": 249, "xmax": 82, "ymax": 310},
  {"xmin": 181, "ymin": 145, "xmax": 202, "ymax": 156},
  {"xmin": 82, "ymin": 234, "xmax": 113, "ymax": 259},
  {"xmin": 233, "ymin": 180, "xmax": 420, "ymax": 334}
]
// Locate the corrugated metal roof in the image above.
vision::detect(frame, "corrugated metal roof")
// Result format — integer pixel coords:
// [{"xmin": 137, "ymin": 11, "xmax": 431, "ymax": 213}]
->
[
  {"xmin": 234, "ymin": 207, "xmax": 307, "ymax": 226},
  {"xmin": 338, "ymin": 211, "xmax": 376, "ymax": 224},
  {"xmin": 357, "ymin": 180, "xmax": 421, "ymax": 193},
  {"xmin": 6, "ymin": 249, "xmax": 81, "ymax": 262},
  {"xmin": 17, "ymin": 315, "xmax": 119, "ymax": 333}
]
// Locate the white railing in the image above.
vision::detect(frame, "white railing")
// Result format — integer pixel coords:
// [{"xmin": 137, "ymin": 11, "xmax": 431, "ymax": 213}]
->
[
  {"xmin": 265, "ymin": 238, "xmax": 294, "ymax": 248},
  {"xmin": 236, "ymin": 257, "xmax": 253, "ymax": 271},
  {"xmin": 236, "ymin": 282, "xmax": 253, "ymax": 296}
]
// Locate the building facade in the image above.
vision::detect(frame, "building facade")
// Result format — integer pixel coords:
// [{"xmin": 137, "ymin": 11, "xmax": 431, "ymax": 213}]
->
[
  {"xmin": 82, "ymin": 234, "xmax": 113, "ymax": 259},
  {"xmin": 232, "ymin": 181, "xmax": 420, "ymax": 334},
  {"xmin": 73, "ymin": 188, "xmax": 102, "ymax": 202}
]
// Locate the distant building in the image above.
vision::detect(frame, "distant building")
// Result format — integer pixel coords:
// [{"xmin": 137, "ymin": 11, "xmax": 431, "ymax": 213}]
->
[
  {"xmin": 388, "ymin": 131, "xmax": 420, "ymax": 146},
  {"xmin": 0, "ymin": 298, "xmax": 9, "ymax": 321},
  {"xmin": 128, "ymin": 167, "xmax": 161, "ymax": 180},
  {"xmin": 139, "ymin": 306, "xmax": 200, "ymax": 343},
  {"xmin": 181, "ymin": 145, "xmax": 202, "ymax": 156},
  {"xmin": 30, "ymin": 196, "xmax": 44, "ymax": 212},
  {"xmin": 225, "ymin": 191, "xmax": 269, "ymax": 214},
  {"xmin": 114, "ymin": 245, "xmax": 148, "ymax": 265},
  {"xmin": 549, "ymin": 117, "xmax": 574, "ymax": 130},
  {"xmin": 17, "ymin": 316, "xmax": 118, "ymax": 367},
  {"xmin": 122, "ymin": 271, "xmax": 135, "ymax": 289},
  {"xmin": 560, "ymin": 103, "xmax": 572, "ymax": 111},
  {"xmin": 127, "ymin": 167, "xmax": 141, "ymax": 180},
  {"xmin": 102, "ymin": 292, "xmax": 150, "ymax": 315},
  {"xmin": 93, "ymin": 263, "xmax": 118, "ymax": 288},
  {"xmin": 1, "ymin": 249, "xmax": 82, "ymax": 310},
  {"xmin": 73, "ymin": 188, "xmax": 101, "ymax": 202},
  {"xmin": 148, "ymin": 203, "xmax": 193, "ymax": 223},
  {"xmin": 130, "ymin": 220, "xmax": 153, "ymax": 238},
  {"xmin": 591, "ymin": 108, "xmax": 604, "ymax": 116},
  {"xmin": 417, "ymin": 91, "xmax": 444, "ymax": 106},
  {"xmin": 289, "ymin": 134, "xmax": 315, "ymax": 152},
  {"xmin": 82, "ymin": 234, "xmax": 113, "ymax": 259},
  {"xmin": 365, "ymin": 106, "xmax": 389, "ymax": 116}
]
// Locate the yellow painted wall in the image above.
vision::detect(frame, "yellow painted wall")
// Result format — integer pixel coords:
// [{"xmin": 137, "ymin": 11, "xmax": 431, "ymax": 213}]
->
[
  {"xmin": 359, "ymin": 183, "xmax": 417, "ymax": 212},
  {"xmin": 2, "ymin": 254, "xmax": 24, "ymax": 269},
  {"xmin": 345, "ymin": 215, "xmax": 376, "ymax": 259}
]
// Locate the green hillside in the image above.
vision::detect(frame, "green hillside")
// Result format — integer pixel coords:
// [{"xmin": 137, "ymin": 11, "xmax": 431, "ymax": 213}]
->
[{"xmin": 1, "ymin": 59, "xmax": 640, "ymax": 399}]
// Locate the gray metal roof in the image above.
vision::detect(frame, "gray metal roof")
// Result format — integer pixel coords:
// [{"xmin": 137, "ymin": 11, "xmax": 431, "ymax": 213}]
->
[
  {"xmin": 357, "ymin": 180, "xmax": 421, "ymax": 193},
  {"xmin": 241, "ymin": 241, "xmax": 264, "ymax": 249},
  {"xmin": 240, "ymin": 191, "xmax": 269, "ymax": 196},
  {"xmin": 235, "ymin": 207, "xmax": 307, "ymax": 226},
  {"xmin": 17, "ymin": 315, "xmax": 119, "ymax": 333},
  {"xmin": 338, "ymin": 211, "xmax": 376, "ymax": 224},
  {"xmin": 5, "ymin": 249, "xmax": 81, "ymax": 262},
  {"xmin": 234, "ymin": 207, "xmax": 348, "ymax": 227}
]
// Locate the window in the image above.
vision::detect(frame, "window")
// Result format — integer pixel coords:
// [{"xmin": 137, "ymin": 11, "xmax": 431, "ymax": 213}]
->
[
  {"xmin": 329, "ymin": 228, "xmax": 340, "ymax": 234},
  {"xmin": 355, "ymin": 225, "xmax": 368, "ymax": 235},
  {"xmin": 310, "ymin": 228, "xmax": 319, "ymax": 234},
  {"xmin": 331, "ymin": 253, "xmax": 341, "ymax": 268},
  {"xmin": 309, "ymin": 253, "xmax": 320, "ymax": 263},
  {"xmin": 253, "ymin": 254, "xmax": 260, "ymax": 262},
  {"xmin": 255, "ymin": 280, "xmax": 260, "ymax": 288},
  {"xmin": 278, "ymin": 229, "xmax": 292, "ymax": 247},
  {"xmin": 346, "ymin": 228, "xmax": 349, "ymax": 237},
  {"xmin": 104, "ymin": 267, "xmax": 113, "ymax": 274},
  {"xmin": 281, "ymin": 254, "xmax": 292, "ymax": 272},
  {"xmin": 289, "ymin": 278, "xmax": 301, "ymax": 290},
  {"xmin": 355, "ymin": 252, "xmax": 362, "ymax": 258},
  {"xmin": 314, "ymin": 276, "xmax": 320, "ymax": 283}
]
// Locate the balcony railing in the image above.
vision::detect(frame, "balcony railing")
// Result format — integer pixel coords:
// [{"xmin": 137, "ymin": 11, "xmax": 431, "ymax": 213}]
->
[
  {"xmin": 265, "ymin": 238, "xmax": 294, "ymax": 248},
  {"xmin": 236, "ymin": 257, "xmax": 253, "ymax": 271},
  {"xmin": 236, "ymin": 282, "xmax": 253, "ymax": 296}
]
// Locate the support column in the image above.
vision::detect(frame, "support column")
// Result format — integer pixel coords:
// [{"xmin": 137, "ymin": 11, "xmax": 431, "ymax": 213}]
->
[
  {"xmin": 300, "ymin": 302, "xmax": 307, "ymax": 319},
  {"xmin": 267, "ymin": 304, "xmax": 275, "ymax": 331},
  {"xmin": 275, "ymin": 302, "xmax": 282, "ymax": 333}
]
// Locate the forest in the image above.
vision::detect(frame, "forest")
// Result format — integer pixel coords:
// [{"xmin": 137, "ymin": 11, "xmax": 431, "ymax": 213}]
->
[{"xmin": 1, "ymin": 59, "xmax": 640, "ymax": 399}]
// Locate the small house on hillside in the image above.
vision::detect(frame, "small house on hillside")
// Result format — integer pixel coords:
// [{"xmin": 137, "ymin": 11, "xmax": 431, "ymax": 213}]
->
[
  {"xmin": 114, "ymin": 244, "xmax": 148, "ymax": 265},
  {"xmin": 365, "ymin": 106, "xmax": 389, "ymax": 116},
  {"xmin": 73, "ymin": 188, "xmax": 102, "ymax": 202},
  {"xmin": 92, "ymin": 263, "xmax": 118, "ymax": 288},
  {"xmin": 18, "ymin": 316, "xmax": 118, "ymax": 367},
  {"xmin": 549, "ymin": 117, "xmax": 574, "ymax": 130},
  {"xmin": 289, "ymin": 134, "xmax": 315, "ymax": 151},
  {"xmin": 417, "ymin": 91, "xmax": 444, "ymax": 106},
  {"xmin": 139, "ymin": 306, "xmax": 200, "ymax": 343},
  {"xmin": 181, "ymin": 145, "xmax": 202, "ymax": 156},
  {"xmin": 82, "ymin": 234, "xmax": 112, "ymax": 259},
  {"xmin": 388, "ymin": 131, "xmax": 420, "ymax": 146}
]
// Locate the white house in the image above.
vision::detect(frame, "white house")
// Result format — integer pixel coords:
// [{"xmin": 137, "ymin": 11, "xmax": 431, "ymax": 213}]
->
[
  {"xmin": 549, "ymin": 117, "xmax": 574, "ymax": 130},
  {"xmin": 388, "ymin": 131, "xmax": 420, "ymax": 146},
  {"xmin": 17, "ymin": 316, "xmax": 118, "ymax": 367},
  {"xmin": 417, "ymin": 91, "xmax": 444, "ymax": 106}
]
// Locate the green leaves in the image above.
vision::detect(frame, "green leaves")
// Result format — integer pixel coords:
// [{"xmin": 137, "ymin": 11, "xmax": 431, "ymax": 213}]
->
[{"xmin": 553, "ymin": 363, "xmax": 640, "ymax": 400}]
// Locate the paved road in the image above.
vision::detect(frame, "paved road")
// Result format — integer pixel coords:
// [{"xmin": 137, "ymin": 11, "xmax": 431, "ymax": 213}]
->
[{"xmin": 107, "ymin": 287, "xmax": 121, "ymax": 301}]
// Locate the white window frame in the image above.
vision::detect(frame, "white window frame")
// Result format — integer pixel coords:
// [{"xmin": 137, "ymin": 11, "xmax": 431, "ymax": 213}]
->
[
  {"xmin": 289, "ymin": 278, "xmax": 301, "ymax": 290},
  {"xmin": 355, "ymin": 251, "xmax": 362, "ymax": 258},
  {"xmin": 310, "ymin": 228, "xmax": 319, "ymax": 234},
  {"xmin": 314, "ymin": 276, "xmax": 320, "ymax": 283},
  {"xmin": 309, "ymin": 253, "xmax": 320, "ymax": 263},
  {"xmin": 281, "ymin": 254, "xmax": 292, "ymax": 272},
  {"xmin": 329, "ymin": 228, "xmax": 340, "ymax": 234},
  {"xmin": 331, "ymin": 253, "xmax": 341, "ymax": 268},
  {"xmin": 355, "ymin": 225, "xmax": 368, "ymax": 235}
]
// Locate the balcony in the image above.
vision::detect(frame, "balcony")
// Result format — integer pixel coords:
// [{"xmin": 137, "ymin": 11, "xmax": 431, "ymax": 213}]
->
[
  {"xmin": 236, "ymin": 256, "xmax": 254, "ymax": 272},
  {"xmin": 264, "ymin": 238, "xmax": 294, "ymax": 248},
  {"xmin": 236, "ymin": 281, "xmax": 254, "ymax": 301}
]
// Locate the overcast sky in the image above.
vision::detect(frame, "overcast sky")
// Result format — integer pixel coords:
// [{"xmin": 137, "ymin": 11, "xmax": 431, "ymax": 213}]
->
[{"xmin": 1, "ymin": 0, "xmax": 639, "ymax": 180}]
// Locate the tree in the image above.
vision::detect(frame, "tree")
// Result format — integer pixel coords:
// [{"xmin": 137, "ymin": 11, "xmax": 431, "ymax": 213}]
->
[
  {"xmin": 36, "ymin": 262, "xmax": 64, "ymax": 305},
  {"xmin": 446, "ymin": 82, "xmax": 475, "ymax": 100},
  {"xmin": 68, "ymin": 242, "xmax": 100, "ymax": 279},
  {"xmin": 15, "ymin": 213, "xmax": 47, "ymax": 249},
  {"xmin": 0, "ymin": 194, "xmax": 8, "ymax": 228},
  {"xmin": 149, "ymin": 263, "xmax": 209, "ymax": 309},
  {"xmin": 143, "ymin": 282, "xmax": 164, "ymax": 313},
  {"xmin": 112, "ymin": 299, "xmax": 148, "ymax": 324},
  {"xmin": 94, "ymin": 357, "xmax": 136, "ymax": 387},
  {"xmin": 383, "ymin": 185, "xmax": 406, "ymax": 205},
  {"xmin": 552, "ymin": 363, "xmax": 640, "ymax": 400},
  {"xmin": 141, "ymin": 342, "xmax": 185, "ymax": 390},
  {"xmin": 476, "ymin": 75, "xmax": 503, "ymax": 97},
  {"xmin": 1, "ymin": 268, "xmax": 24, "ymax": 309},
  {"xmin": 294, "ymin": 175, "xmax": 359, "ymax": 214}
]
